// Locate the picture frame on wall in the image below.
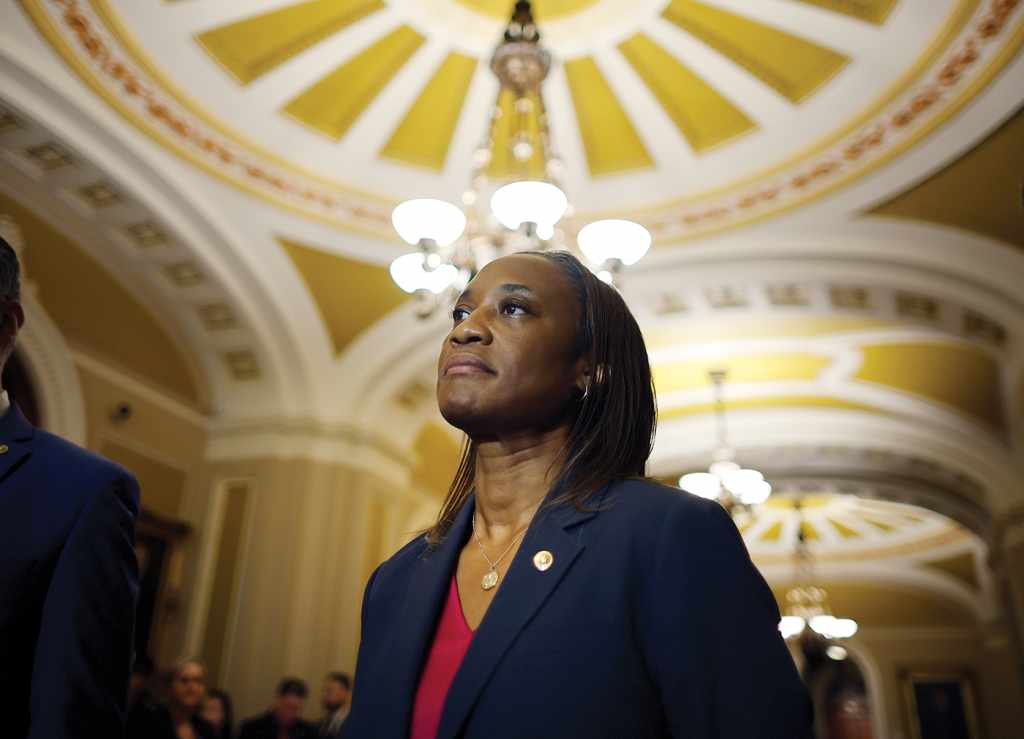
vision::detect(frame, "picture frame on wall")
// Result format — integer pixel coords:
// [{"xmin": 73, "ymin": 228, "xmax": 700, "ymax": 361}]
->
[{"xmin": 902, "ymin": 670, "xmax": 982, "ymax": 739}]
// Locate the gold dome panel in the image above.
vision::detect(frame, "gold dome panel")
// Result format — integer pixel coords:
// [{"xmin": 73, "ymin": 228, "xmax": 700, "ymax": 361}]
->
[{"xmin": 26, "ymin": 0, "xmax": 1022, "ymax": 238}]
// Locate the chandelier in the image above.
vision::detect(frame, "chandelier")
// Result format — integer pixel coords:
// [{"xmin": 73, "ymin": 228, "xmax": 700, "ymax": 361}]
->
[
  {"xmin": 678, "ymin": 369, "xmax": 773, "ymax": 511},
  {"xmin": 779, "ymin": 498, "xmax": 858, "ymax": 645},
  {"xmin": 388, "ymin": 1, "xmax": 651, "ymax": 316}
]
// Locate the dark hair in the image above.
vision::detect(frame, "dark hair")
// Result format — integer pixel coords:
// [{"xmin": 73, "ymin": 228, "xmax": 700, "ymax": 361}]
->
[
  {"xmin": 0, "ymin": 235, "xmax": 20, "ymax": 301},
  {"xmin": 277, "ymin": 677, "xmax": 308, "ymax": 699},
  {"xmin": 426, "ymin": 250, "xmax": 656, "ymax": 545},
  {"xmin": 204, "ymin": 689, "xmax": 234, "ymax": 739},
  {"xmin": 326, "ymin": 672, "xmax": 351, "ymax": 690}
]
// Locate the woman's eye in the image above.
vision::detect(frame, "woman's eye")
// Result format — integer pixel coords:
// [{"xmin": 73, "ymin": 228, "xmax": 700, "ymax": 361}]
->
[
  {"xmin": 452, "ymin": 307, "xmax": 470, "ymax": 323},
  {"xmin": 501, "ymin": 302, "xmax": 528, "ymax": 316}
]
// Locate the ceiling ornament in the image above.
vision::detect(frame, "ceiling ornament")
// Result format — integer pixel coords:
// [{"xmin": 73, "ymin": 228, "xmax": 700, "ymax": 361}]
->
[
  {"xmin": 388, "ymin": 0, "xmax": 651, "ymax": 313},
  {"xmin": 20, "ymin": 0, "xmax": 1024, "ymax": 240},
  {"xmin": 678, "ymin": 369, "xmax": 773, "ymax": 509}
]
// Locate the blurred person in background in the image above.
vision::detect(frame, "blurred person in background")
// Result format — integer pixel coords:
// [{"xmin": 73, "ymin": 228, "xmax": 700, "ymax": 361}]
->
[
  {"xmin": 126, "ymin": 658, "xmax": 214, "ymax": 739},
  {"xmin": 239, "ymin": 678, "xmax": 315, "ymax": 739},
  {"xmin": 318, "ymin": 672, "xmax": 350, "ymax": 738},
  {"xmin": 126, "ymin": 654, "xmax": 159, "ymax": 729},
  {"xmin": 201, "ymin": 689, "xmax": 234, "ymax": 739}
]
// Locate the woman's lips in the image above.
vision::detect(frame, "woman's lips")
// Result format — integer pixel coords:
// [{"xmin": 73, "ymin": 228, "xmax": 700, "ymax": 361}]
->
[
  {"xmin": 443, "ymin": 355, "xmax": 495, "ymax": 375},
  {"xmin": 446, "ymin": 364, "xmax": 490, "ymax": 375}
]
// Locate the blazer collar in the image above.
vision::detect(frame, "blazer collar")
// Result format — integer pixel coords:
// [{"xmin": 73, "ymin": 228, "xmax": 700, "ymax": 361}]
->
[
  {"xmin": 382, "ymin": 484, "xmax": 607, "ymax": 738},
  {"xmin": 435, "ymin": 484, "xmax": 607, "ymax": 739},
  {"xmin": 0, "ymin": 401, "xmax": 34, "ymax": 486},
  {"xmin": 383, "ymin": 495, "xmax": 475, "ymax": 736}
]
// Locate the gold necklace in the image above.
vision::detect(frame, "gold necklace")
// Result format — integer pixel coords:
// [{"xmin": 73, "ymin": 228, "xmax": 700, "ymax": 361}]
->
[{"xmin": 471, "ymin": 512, "xmax": 529, "ymax": 591}]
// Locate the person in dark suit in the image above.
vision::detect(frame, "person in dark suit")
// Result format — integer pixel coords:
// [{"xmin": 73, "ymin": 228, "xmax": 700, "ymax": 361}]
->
[
  {"xmin": 317, "ymin": 672, "xmax": 350, "ymax": 737},
  {"xmin": 0, "ymin": 234, "xmax": 140, "ymax": 738},
  {"xmin": 239, "ymin": 678, "xmax": 316, "ymax": 739},
  {"xmin": 343, "ymin": 251, "xmax": 813, "ymax": 739}
]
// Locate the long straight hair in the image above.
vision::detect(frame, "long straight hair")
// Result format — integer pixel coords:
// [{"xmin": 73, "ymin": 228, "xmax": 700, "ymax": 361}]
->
[{"xmin": 425, "ymin": 251, "xmax": 656, "ymax": 546}]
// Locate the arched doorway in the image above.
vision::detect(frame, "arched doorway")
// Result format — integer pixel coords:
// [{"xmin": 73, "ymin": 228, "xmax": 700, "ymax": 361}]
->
[{"xmin": 802, "ymin": 637, "xmax": 874, "ymax": 739}]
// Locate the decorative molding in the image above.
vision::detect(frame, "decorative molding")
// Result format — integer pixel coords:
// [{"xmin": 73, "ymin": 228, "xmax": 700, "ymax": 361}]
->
[
  {"xmin": 0, "ymin": 97, "xmax": 270, "ymax": 401},
  {"xmin": 641, "ymin": 275, "xmax": 1013, "ymax": 352},
  {"xmin": 17, "ymin": 0, "xmax": 1024, "ymax": 240},
  {"xmin": 71, "ymin": 348, "xmax": 208, "ymax": 428},
  {"xmin": 205, "ymin": 417, "xmax": 415, "ymax": 489},
  {"xmin": 15, "ymin": 283, "xmax": 88, "ymax": 445}
]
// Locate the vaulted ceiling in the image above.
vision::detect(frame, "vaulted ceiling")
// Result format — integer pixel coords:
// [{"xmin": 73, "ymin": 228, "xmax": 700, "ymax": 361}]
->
[{"xmin": 1, "ymin": 1, "xmax": 1023, "ymax": 558}]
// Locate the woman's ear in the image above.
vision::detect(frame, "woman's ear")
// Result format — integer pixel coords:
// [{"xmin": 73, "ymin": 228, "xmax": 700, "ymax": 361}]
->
[
  {"xmin": 574, "ymin": 357, "xmax": 591, "ymax": 397},
  {"xmin": 0, "ymin": 301, "xmax": 23, "ymax": 344}
]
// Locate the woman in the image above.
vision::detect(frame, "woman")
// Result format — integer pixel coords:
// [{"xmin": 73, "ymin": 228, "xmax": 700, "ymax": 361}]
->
[
  {"xmin": 126, "ymin": 658, "xmax": 215, "ymax": 739},
  {"xmin": 200, "ymin": 688, "xmax": 234, "ymax": 739},
  {"xmin": 344, "ymin": 251, "xmax": 812, "ymax": 738}
]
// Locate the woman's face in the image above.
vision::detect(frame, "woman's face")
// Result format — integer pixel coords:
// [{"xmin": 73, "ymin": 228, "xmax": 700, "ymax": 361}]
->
[
  {"xmin": 171, "ymin": 662, "xmax": 206, "ymax": 713},
  {"xmin": 437, "ymin": 254, "xmax": 584, "ymax": 436},
  {"xmin": 200, "ymin": 696, "xmax": 225, "ymax": 728}
]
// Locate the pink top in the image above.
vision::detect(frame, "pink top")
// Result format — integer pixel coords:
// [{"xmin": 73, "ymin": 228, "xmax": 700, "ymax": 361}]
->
[{"xmin": 410, "ymin": 575, "xmax": 474, "ymax": 739}]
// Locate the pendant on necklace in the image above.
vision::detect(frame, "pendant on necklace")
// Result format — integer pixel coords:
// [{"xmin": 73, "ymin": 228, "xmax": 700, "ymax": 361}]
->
[{"xmin": 481, "ymin": 569, "xmax": 499, "ymax": 591}]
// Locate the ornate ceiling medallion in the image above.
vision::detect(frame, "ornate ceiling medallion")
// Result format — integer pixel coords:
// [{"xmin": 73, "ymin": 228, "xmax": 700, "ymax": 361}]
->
[{"xmin": 20, "ymin": 0, "xmax": 1024, "ymax": 240}]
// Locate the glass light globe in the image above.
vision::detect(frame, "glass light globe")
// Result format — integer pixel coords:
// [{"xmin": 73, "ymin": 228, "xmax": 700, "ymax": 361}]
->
[
  {"xmin": 490, "ymin": 181, "xmax": 568, "ymax": 234},
  {"xmin": 737, "ymin": 479, "xmax": 772, "ymax": 506},
  {"xmin": 778, "ymin": 616, "xmax": 805, "ymax": 640},
  {"xmin": 535, "ymin": 222, "xmax": 555, "ymax": 240},
  {"xmin": 809, "ymin": 614, "xmax": 837, "ymax": 637},
  {"xmin": 679, "ymin": 472, "xmax": 721, "ymax": 500},
  {"xmin": 721, "ymin": 468, "xmax": 764, "ymax": 498},
  {"xmin": 577, "ymin": 219, "xmax": 652, "ymax": 267},
  {"xmin": 389, "ymin": 253, "xmax": 459, "ymax": 294},
  {"xmin": 826, "ymin": 645, "xmax": 848, "ymax": 660},
  {"xmin": 830, "ymin": 618, "xmax": 858, "ymax": 639},
  {"xmin": 391, "ymin": 199, "xmax": 466, "ymax": 247}
]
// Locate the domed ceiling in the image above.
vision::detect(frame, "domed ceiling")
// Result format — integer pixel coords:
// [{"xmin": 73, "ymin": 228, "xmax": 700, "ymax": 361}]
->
[
  {"xmin": 4, "ymin": 0, "xmax": 1024, "ymax": 509},
  {"xmin": 736, "ymin": 493, "xmax": 969, "ymax": 561},
  {"xmin": 19, "ymin": 0, "xmax": 1024, "ymax": 240}
]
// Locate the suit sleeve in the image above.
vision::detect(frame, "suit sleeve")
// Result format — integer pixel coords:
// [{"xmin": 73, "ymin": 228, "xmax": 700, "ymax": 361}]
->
[
  {"xmin": 639, "ymin": 499, "xmax": 813, "ymax": 739},
  {"xmin": 341, "ymin": 563, "xmax": 383, "ymax": 739},
  {"xmin": 29, "ymin": 471, "xmax": 140, "ymax": 739}
]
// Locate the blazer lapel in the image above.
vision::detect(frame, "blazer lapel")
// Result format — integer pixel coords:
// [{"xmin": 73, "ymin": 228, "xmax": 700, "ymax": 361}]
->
[
  {"xmin": 0, "ymin": 402, "xmax": 34, "ymax": 486},
  {"xmin": 382, "ymin": 497, "xmax": 475, "ymax": 736},
  {"xmin": 435, "ymin": 493, "xmax": 603, "ymax": 739}
]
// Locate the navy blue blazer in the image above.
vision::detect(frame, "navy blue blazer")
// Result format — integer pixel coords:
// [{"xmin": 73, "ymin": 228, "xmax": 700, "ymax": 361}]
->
[
  {"xmin": 345, "ymin": 479, "xmax": 812, "ymax": 738},
  {"xmin": 0, "ymin": 403, "xmax": 140, "ymax": 739}
]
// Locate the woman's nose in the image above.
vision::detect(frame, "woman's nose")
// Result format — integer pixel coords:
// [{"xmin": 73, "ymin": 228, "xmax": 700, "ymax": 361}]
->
[{"xmin": 451, "ymin": 311, "xmax": 491, "ymax": 344}]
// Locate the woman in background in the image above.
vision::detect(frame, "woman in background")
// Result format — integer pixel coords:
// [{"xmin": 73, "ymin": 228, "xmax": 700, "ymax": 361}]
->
[
  {"xmin": 344, "ymin": 251, "xmax": 812, "ymax": 738},
  {"xmin": 126, "ymin": 658, "xmax": 215, "ymax": 739},
  {"xmin": 201, "ymin": 688, "xmax": 234, "ymax": 739}
]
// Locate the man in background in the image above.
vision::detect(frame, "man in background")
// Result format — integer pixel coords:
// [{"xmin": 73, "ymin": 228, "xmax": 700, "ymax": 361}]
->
[
  {"xmin": 318, "ymin": 672, "xmax": 351, "ymax": 738},
  {"xmin": 239, "ymin": 678, "xmax": 315, "ymax": 739},
  {"xmin": 0, "ymin": 234, "xmax": 140, "ymax": 738}
]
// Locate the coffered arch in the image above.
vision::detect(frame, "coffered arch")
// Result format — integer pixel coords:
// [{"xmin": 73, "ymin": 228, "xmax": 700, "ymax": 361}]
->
[{"xmin": 0, "ymin": 51, "xmax": 319, "ymax": 420}]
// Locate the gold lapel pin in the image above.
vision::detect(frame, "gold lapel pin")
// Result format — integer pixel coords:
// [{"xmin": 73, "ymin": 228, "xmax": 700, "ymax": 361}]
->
[
  {"xmin": 533, "ymin": 550, "xmax": 554, "ymax": 572},
  {"xmin": 0, "ymin": 444, "xmax": 8, "ymax": 455}
]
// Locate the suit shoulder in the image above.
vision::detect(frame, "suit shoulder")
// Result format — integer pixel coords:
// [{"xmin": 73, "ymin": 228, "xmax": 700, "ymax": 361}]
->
[
  {"xmin": 604, "ymin": 477, "xmax": 721, "ymax": 523},
  {"xmin": 378, "ymin": 531, "xmax": 430, "ymax": 574}
]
